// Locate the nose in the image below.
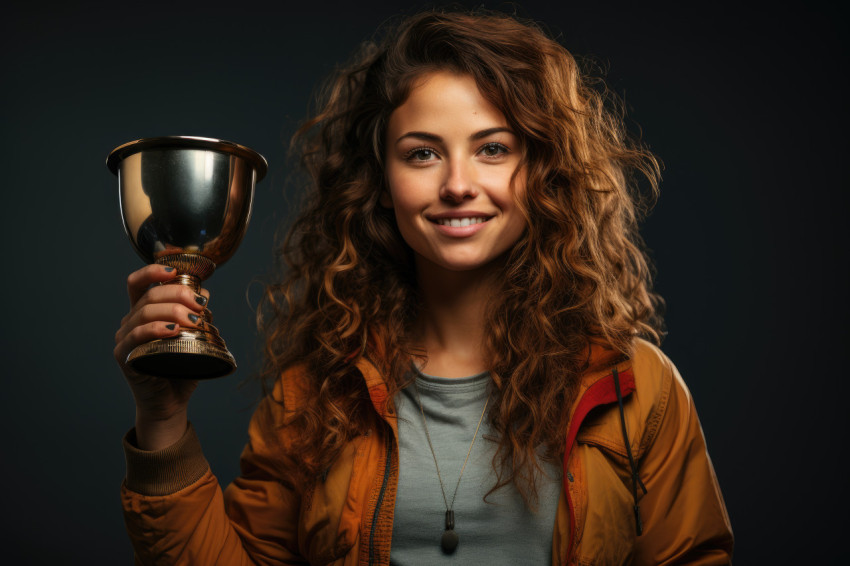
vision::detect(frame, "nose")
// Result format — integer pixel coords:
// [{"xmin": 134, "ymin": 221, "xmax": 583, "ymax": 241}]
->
[{"xmin": 440, "ymin": 159, "xmax": 478, "ymax": 203}]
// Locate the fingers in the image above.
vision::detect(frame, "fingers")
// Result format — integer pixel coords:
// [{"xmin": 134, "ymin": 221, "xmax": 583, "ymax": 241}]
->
[
  {"xmin": 115, "ymin": 298, "xmax": 207, "ymax": 345},
  {"xmin": 132, "ymin": 283, "xmax": 209, "ymax": 314},
  {"xmin": 117, "ymin": 266, "xmax": 213, "ymax": 369},
  {"xmin": 127, "ymin": 264, "xmax": 179, "ymax": 306},
  {"xmin": 113, "ymin": 320, "xmax": 181, "ymax": 368}
]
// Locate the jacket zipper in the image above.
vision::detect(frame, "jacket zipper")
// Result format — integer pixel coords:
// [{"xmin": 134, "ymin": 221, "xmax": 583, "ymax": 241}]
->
[
  {"xmin": 368, "ymin": 432, "xmax": 393, "ymax": 564},
  {"xmin": 562, "ymin": 368, "xmax": 637, "ymax": 563}
]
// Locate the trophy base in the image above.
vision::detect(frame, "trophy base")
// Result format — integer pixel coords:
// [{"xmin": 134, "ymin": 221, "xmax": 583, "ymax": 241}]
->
[
  {"xmin": 127, "ymin": 334, "xmax": 236, "ymax": 380},
  {"xmin": 127, "ymin": 254, "xmax": 235, "ymax": 380}
]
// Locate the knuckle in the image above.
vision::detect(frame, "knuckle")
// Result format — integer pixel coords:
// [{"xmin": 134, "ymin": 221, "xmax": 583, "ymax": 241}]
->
[
  {"xmin": 132, "ymin": 293, "xmax": 149, "ymax": 310},
  {"xmin": 178, "ymin": 286, "xmax": 193, "ymax": 304},
  {"xmin": 129, "ymin": 326, "xmax": 143, "ymax": 344},
  {"xmin": 136, "ymin": 305, "xmax": 152, "ymax": 323},
  {"xmin": 137, "ymin": 288, "xmax": 156, "ymax": 306},
  {"xmin": 170, "ymin": 303, "xmax": 184, "ymax": 319},
  {"xmin": 128, "ymin": 266, "xmax": 148, "ymax": 285}
]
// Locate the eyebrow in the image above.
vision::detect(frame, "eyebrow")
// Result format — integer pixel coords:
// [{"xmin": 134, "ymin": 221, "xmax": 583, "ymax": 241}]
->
[{"xmin": 394, "ymin": 127, "xmax": 514, "ymax": 145}]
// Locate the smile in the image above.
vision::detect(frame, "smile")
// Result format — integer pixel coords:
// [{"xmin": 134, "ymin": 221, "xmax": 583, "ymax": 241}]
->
[{"xmin": 432, "ymin": 217, "xmax": 488, "ymax": 227}]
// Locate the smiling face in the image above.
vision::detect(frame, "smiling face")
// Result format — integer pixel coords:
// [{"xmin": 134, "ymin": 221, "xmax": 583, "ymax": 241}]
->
[{"xmin": 383, "ymin": 71, "xmax": 527, "ymax": 275}]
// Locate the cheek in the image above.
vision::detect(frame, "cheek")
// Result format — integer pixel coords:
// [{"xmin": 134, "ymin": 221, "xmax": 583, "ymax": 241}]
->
[
  {"xmin": 383, "ymin": 172, "xmax": 421, "ymax": 242},
  {"xmin": 503, "ymin": 175, "xmax": 529, "ymax": 241},
  {"xmin": 492, "ymin": 174, "xmax": 527, "ymax": 216},
  {"xmin": 483, "ymin": 166, "xmax": 524, "ymax": 200},
  {"xmin": 385, "ymin": 169, "xmax": 427, "ymax": 214}
]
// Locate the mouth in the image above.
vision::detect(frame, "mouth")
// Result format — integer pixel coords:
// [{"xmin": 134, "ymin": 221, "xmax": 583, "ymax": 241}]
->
[{"xmin": 431, "ymin": 216, "xmax": 490, "ymax": 227}]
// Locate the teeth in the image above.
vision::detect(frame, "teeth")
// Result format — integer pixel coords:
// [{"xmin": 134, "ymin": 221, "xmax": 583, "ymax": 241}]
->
[{"xmin": 436, "ymin": 217, "xmax": 486, "ymax": 227}]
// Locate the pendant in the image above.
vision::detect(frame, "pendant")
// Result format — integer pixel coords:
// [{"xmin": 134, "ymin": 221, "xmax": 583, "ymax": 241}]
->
[
  {"xmin": 441, "ymin": 529, "xmax": 459, "ymax": 553},
  {"xmin": 441, "ymin": 510, "xmax": 458, "ymax": 554}
]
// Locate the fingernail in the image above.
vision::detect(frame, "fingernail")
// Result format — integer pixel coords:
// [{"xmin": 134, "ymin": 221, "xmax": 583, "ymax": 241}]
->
[
  {"xmin": 164, "ymin": 266, "xmax": 175, "ymax": 272},
  {"xmin": 165, "ymin": 323, "xmax": 176, "ymax": 330},
  {"xmin": 195, "ymin": 295, "xmax": 208, "ymax": 307},
  {"xmin": 188, "ymin": 313, "xmax": 199, "ymax": 324}
]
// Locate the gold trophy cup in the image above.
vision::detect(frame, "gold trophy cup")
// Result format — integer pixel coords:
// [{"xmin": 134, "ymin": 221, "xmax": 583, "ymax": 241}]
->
[{"xmin": 107, "ymin": 136, "xmax": 267, "ymax": 379}]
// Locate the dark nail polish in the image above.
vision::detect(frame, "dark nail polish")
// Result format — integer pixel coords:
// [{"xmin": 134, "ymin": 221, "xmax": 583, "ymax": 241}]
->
[
  {"xmin": 195, "ymin": 295, "xmax": 208, "ymax": 307},
  {"xmin": 188, "ymin": 313, "xmax": 199, "ymax": 324},
  {"xmin": 165, "ymin": 323, "xmax": 176, "ymax": 330},
  {"xmin": 164, "ymin": 266, "xmax": 175, "ymax": 272}
]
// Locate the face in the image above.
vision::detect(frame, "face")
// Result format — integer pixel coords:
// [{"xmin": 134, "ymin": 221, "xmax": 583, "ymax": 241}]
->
[{"xmin": 383, "ymin": 71, "xmax": 526, "ymax": 274}]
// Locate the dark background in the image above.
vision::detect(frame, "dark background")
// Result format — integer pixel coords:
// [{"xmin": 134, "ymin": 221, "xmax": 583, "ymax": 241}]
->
[{"xmin": 2, "ymin": 0, "xmax": 846, "ymax": 563}]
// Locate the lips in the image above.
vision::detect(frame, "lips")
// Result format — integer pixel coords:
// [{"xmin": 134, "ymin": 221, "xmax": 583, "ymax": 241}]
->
[
  {"xmin": 426, "ymin": 212, "xmax": 493, "ymax": 237},
  {"xmin": 432, "ymin": 217, "xmax": 488, "ymax": 227},
  {"xmin": 427, "ymin": 211, "xmax": 493, "ymax": 223}
]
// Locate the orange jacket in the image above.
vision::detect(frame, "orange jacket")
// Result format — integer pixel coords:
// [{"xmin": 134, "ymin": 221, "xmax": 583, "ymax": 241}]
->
[{"xmin": 122, "ymin": 339, "xmax": 733, "ymax": 565}]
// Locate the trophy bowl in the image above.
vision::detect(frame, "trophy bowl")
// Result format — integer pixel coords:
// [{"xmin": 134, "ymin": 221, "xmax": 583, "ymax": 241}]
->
[{"xmin": 107, "ymin": 136, "xmax": 267, "ymax": 379}]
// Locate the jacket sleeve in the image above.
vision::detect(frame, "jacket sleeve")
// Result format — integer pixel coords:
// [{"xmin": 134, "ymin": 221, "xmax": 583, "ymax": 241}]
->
[
  {"xmin": 121, "ymin": 396, "xmax": 305, "ymax": 566},
  {"xmin": 631, "ymin": 359, "xmax": 734, "ymax": 565}
]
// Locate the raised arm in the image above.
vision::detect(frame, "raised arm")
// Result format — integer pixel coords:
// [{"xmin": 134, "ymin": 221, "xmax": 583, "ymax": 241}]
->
[
  {"xmin": 116, "ymin": 265, "xmax": 305, "ymax": 565},
  {"xmin": 114, "ymin": 264, "xmax": 206, "ymax": 450}
]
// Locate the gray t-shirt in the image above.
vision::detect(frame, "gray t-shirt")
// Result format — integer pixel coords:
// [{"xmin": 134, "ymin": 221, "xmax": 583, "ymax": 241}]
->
[{"xmin": 390, "ymin": 367, "xmax": 561, "ymax": 565}]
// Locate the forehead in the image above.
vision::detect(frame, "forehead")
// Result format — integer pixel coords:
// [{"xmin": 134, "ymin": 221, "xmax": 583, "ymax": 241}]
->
[{"xmin": 386, "ymin": 71, "xmax": 509, "ymax": 139}]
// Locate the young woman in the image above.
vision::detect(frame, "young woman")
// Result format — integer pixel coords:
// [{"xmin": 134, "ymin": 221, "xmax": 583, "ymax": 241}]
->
[{"xmin": 115, "ymin": 10, "xmax": 733, "ymax": 565}]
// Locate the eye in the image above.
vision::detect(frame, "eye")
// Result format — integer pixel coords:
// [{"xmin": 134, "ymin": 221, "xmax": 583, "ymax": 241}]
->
[
  {"xmin": 479, "ymin": 142, "xmax": 509, "ymax": 158},
  {"xmin": 404, "ymin": 147, "xmax": 439, "ymax": 162}
]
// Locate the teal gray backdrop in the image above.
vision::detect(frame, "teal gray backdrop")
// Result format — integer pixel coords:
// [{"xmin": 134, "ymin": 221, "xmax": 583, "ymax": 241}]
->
[{"xmin": 2, "ymin": 1, "xmax": 846, "ymax": 563}]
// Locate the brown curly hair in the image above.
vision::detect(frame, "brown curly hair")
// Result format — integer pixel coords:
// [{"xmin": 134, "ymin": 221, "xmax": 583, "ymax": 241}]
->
[{"xmin": 258, "ymin": 9, "xmax": 665, "ymax": 501}]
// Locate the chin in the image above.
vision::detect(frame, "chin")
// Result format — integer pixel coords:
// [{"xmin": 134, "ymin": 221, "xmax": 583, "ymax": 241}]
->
[{"xmin": 428, "ymin": 254, "xmax": 507, "ymax": 274}]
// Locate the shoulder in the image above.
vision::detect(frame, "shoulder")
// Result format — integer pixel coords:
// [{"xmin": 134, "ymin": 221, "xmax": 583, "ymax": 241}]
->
[
  {"xmin": 245, "ymin": 365, "xmax": 312, "ymax": 459},
  {"xmin": 628, "ymin": 339, "xmax": 690, "ymax": 457},
  {"xmin": 274, "ymin": 364, "xmax": 312, "ymax": 416},
  {"xmin": 576, "ymin": 338, "xmax": 685, "ymax": 460},
  {"xmin": 266, "ymin": 357, "xmax": 386, "ymax": 425}
]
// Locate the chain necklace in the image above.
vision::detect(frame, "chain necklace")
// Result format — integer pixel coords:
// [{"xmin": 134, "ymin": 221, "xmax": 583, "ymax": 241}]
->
[{"xmin": 413, "ymin": 380, "xmax": 491, "ymax": 554}]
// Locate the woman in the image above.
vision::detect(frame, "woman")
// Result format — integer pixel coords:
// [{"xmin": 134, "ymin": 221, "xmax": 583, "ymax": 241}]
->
[{"xmin": 116, "ymin": 10, "xmax": 733, "ymax": 565}]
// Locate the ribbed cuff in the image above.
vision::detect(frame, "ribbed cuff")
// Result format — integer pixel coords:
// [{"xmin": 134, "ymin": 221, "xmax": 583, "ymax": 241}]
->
[{"xmin": 123, "ymin": 422, "xmax": 210, "ymax": 496}]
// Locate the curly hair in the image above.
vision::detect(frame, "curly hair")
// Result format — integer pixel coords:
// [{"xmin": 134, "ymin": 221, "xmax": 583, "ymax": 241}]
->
[{"xmin": 258, "ymin": 9, "xmax": 665, "ymax": 501}]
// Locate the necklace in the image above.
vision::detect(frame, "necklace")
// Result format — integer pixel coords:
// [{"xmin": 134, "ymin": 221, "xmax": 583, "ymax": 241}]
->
[{"xmin": 414, "ymin": 379, "xmax": 491, "ymax": 555}]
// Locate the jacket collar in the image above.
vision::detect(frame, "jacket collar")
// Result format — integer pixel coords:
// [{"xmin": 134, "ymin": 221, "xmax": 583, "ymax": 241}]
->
[
  {"xmin": 356, "ymin": 356, "xmax": 394, "ymax": 425},
  {"xmin": 354, "ymin": 340, "xmax": 635, "ymax": 437}
]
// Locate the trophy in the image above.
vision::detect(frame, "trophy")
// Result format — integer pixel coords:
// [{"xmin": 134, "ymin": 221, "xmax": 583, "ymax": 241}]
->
[{"xmin": 107, "ymin": 136, "xmax": 267, "ymax": 379}]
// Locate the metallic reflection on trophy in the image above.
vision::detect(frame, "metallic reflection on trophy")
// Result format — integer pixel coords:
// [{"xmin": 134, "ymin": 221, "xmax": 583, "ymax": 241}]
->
[{"xmin": 107, "ymin": 136, "xmax": 267, "ymax": 379}]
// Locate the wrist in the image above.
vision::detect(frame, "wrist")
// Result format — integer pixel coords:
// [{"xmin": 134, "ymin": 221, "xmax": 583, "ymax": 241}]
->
[{"xmin": 134, "ymin": 409, "xmax": 188, "ymax": 451}]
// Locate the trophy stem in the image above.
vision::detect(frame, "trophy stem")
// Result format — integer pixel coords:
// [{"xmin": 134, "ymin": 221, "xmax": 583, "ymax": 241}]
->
[
  {"xmin": 156, "ymin": 254, "xmax": 216, "ymax": 280},
  {"xmin": 125, "ymin": 254, "xmax": 237, "ymax": 379}
]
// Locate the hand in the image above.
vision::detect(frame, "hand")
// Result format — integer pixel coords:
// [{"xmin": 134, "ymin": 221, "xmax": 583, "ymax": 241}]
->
[{"xmin": 114, "ymin": 264, "xmax": 210, "ymax": 449}]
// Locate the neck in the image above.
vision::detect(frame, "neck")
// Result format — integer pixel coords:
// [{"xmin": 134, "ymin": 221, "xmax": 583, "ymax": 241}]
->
[{"xmin": 413, "ymin": 256, "xmax": 502, "ymax": 377}]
